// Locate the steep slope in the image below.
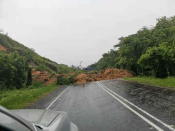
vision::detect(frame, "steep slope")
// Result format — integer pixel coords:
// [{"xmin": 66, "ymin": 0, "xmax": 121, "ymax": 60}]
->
[{"xmin": 0, "ymin": 33, "xmax": 72, "ymax": 73}]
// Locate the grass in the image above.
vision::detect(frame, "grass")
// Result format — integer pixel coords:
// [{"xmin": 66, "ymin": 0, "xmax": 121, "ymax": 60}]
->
[
  {"xmin": 0, "ymin": 83, "xmax": 58, "ymax": 109},
  {"xmin": 124, "ymin": 77, "xmax": 175, "ymax": 89}
]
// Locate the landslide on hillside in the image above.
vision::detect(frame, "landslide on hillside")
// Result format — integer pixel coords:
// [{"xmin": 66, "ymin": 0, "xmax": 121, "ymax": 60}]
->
[{"xmin": 75, "ymin": 68, "xmax": 133, "ymax": 84}]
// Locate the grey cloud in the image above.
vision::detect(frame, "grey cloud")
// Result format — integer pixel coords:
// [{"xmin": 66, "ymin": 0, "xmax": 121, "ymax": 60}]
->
[{"xmin": 0, "ymin": 0, "xmax": 175, "ymax": 66}]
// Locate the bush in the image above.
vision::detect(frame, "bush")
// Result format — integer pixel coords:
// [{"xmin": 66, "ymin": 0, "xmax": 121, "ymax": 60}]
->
[
  {"xmin": 0, "ymin": 52, "xmax": 29, "ymax": 90},
  {"xmin": 57, "ymin": 75, "xmax": 75, "ymax": 85},
  {"xmin": 138, "ymin": 45, "xmax": 169, "ymax": 78}
]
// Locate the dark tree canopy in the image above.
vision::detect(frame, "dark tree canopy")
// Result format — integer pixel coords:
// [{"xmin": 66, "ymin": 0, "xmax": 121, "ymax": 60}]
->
[
  {"xmin": 0, "ymin": 52, "xmax": 29, "ymax": 89},
  {"xmin": 89, "ymin": 16, "xmax": 175, "ymax": 78}
]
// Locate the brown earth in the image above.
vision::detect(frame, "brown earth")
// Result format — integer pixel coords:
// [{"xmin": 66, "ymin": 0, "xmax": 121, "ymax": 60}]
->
[
  {"xmin": 32, "ymin": 68, "xmax": 133, "ymax": 85},
  {"xmin": 0, "ymin": 45, "xmax": 7, "ymax": 51},
  {"xmin": 32, "ymin": 70, "xmax": 57, "ymax": 85},
  {"xmin": 75, "ymin": 68, "xmax": 133, "ymax": 84}
]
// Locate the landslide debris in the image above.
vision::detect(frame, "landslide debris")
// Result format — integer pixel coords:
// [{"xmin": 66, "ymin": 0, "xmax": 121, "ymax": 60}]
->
[
  {"xmin": 32, "ymin": 70, "xmax": 57, "ymax": 85},
  {"xmin": 0, "ymin": 45, "xmax": 7, "ymax": 51},
  {"xmin": 75, "ymin": 68, "xmax": 133, "ymax": 84},
  {"xmin": 32, "ymin": 68, "xmax": 133, "ymax": 85}
]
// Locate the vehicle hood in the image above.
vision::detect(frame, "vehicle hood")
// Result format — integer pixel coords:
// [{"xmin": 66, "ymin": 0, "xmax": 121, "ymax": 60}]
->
[
  {"xmin": 11, "ymin": 109, "xmax": 78, "ymax": 131},
  {"xmin": 11, "ymin": 109, "xmax": 62, "ymax": 127}
]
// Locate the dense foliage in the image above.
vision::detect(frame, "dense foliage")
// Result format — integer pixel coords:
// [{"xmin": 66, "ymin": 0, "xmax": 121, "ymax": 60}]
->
[
  {"xmin": 0, "ymin": 52, "xmax": 31, "ymax": 89},
  {"xmin": 0, "ymin": 33, "xmax": 75, "ymax": 74},
  {"xmin": 89, "ymin": 16, "xmax": 175, "ymax": 78},
  {"xmin": 0, "ymin": 33, "xmax": 77, "ymax": 89},
  {"xmin": 57, "ymin": 64, "xmax": 78, "ymax": 74},
  {"xmin": 57, "ymin": 74, "xmax": 75, "ymax": 85}
]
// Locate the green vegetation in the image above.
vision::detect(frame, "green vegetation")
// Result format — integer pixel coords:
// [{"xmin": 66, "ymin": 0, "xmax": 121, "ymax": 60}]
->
[
  {"xmin": 57, "ymin": 64, "xmax": 78, "ymax": 74},
  {"xmin": 0, "ymin": 33, "xmax": 77, "ymax": 90},
  {"xmin": 57, "ymin": 76, "xmax": 74, "ymax": 85},
  {"xmin": 0, "ymin": 83, "xmax": 58, "ymax": 109},
  {"xmin": 88, "ymin": 16, "xmax": 175, "ymax": 78},
  {"xmin": 0, "ymin": 33, "xmax": 76, "ymax": 74},
  {"xmin": 0, "ymin": 33, "xmax": 79, "ymax": 109},
  {"xmin": 0, "ymin": 33, "xmax": 57, "ymax": 73},
  {"xmin": 124, "ymin": 77, "xmax": 175, "ymax": 88},
  {"xmin": 0, "ymin": 52, "xmax": 32, "ymax": 90},
  {"xmin": 57, "ymin": 74, "xmax": 76, "ymax": 85}
]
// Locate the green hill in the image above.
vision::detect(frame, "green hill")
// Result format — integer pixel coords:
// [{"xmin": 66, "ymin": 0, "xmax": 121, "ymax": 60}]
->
[
  {"xmin": 0, "ymin": 33, "xmax": 74, "ymax": 74},
  {"xmin": 89, "ymin": 16, "xmax": 175, "ymax": 78}
]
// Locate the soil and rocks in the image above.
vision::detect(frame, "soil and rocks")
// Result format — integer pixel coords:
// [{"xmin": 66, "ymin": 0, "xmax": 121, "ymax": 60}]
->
[
  {"xmin": 32, "ymin": 70, "xmax": 57, "ymax": 85},
  {"xmin": 75, "ymin": 68, "xmax": 133, "ymax": 84},
  {"xmin": 0, "ymin": 45, "xmax": 7, "ymax": 51},
  {"xmin": 32, "ymin": 68, "xmax": 133, "ymax": 85}
]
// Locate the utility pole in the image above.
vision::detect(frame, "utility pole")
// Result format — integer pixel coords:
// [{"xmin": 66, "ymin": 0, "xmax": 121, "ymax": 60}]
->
[
  {"xmin": 78, "ymin": 61, "xmax": 83, "ymax": 69},
  {"xmin": 0, "ymin": 29, "xmax": 4, "ymax": 34}
]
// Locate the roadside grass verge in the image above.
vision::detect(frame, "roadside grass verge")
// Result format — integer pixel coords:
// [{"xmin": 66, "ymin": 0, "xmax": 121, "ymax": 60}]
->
[
  {"xmin": 0, "ymin": 83, "xmax": 58, "ymax": 109},
  {"xmin": 124, "ymin": 77, "xmax": 175, "ymax": 89}
]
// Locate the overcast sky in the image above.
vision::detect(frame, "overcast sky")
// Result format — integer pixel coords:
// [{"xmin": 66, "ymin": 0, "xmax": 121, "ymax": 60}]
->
[{"xmin": 0, "ymin": 0, "xmax": 175, "ymax": 67}]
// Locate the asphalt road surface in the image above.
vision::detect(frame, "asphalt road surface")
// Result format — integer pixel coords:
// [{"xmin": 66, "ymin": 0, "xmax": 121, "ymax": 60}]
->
[{"xmin": 31, "ymin": 80, "xmax": 175, "ymax": 131}]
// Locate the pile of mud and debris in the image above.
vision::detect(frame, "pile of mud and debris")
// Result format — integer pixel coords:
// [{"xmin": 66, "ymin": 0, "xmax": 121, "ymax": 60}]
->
[
  {"xmin": 32, "ymin": 68, "xmax": 133, "ymax": 85},
  {"xmin": 75, "ymin": 68, "xmax": 133, "ymax": 84},
  {"xmin": 0, "ymin": 45, "xmax": 7, "ymax": 51},
  {"xmin": 32, "ymin": 70, "xmax": 57, "ymax": 85}
]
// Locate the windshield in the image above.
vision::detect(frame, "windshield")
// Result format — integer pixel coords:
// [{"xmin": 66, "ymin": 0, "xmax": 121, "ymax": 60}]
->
[{"xmin": 0, "ymin": 1, "xmax": 175, "ymax": 131}]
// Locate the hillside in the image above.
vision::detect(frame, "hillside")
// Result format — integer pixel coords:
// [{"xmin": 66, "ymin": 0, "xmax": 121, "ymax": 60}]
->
[
  {"xmin": 0, "ymin": 33, "xmax": 74, "ymax": 74},
  {"xmin": 88, "ymin": 16, "xmax": 175, "ymax": 78}
]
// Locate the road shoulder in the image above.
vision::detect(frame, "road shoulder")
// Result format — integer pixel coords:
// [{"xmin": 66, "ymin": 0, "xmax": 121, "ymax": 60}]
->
[{"xmin": 27, "ymin": 86, "xmax": 67, "ymax": 109}]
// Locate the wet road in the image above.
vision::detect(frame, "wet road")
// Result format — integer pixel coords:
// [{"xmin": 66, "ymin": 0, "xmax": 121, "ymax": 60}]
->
[{"xmin": 43, "ymin": 80, "xmax": 175, "ymax": 131}]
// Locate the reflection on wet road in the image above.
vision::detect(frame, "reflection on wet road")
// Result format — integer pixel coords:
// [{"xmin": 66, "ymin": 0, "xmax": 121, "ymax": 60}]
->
[{"xmin": 48, "ymin": 80, "xmax": 175, "ymax": 131}]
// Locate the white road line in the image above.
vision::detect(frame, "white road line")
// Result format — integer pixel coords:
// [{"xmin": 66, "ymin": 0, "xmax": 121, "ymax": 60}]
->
[
  {"xmin": 97, "ymin": 82, "xmax": 164, "ymax": 131},
  {"xmin": 46, "ymin": 87, "xmax": 69, "ymax": 110},
  {"xmin": 97, "ymin": 82, "xmax": 175, "ymax": 131}
]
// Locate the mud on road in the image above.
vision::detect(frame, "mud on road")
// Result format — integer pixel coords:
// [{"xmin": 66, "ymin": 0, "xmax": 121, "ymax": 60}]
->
[{"xmin": 75, "ymin": 68, "xmax": 133, "ymax": 84}]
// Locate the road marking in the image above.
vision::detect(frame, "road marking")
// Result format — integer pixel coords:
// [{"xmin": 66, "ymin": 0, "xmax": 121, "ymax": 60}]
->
[
  {"xmin": 46, "ymin": 87, "xmax": 69, "ymax": 110},
  {"xmin": 97, "ymin": 82, "xmax": 165, "ymax": 131},
  {"xmin": 97, "ymin": 82, "xmax": 175, "ymax": 131}
]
